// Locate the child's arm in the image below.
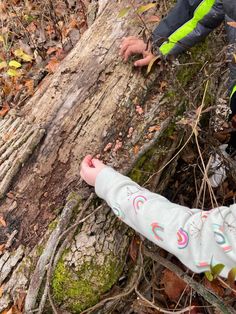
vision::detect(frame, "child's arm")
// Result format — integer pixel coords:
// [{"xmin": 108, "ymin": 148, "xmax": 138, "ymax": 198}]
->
[
  {"xmin": 80, "ymin": 156, "xmax": 236, "ymax": 278},
  {"xmin": 120, "ymin": 1, "xmax": 224, "ymax": 65}
]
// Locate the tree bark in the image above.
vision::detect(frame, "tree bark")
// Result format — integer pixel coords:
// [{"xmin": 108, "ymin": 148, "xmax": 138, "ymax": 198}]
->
[
  {"xmin": 0, "ymin": 0, "xmax": 227, "ymax": 312},
  {"xmin": 0, "ymin": 1, "xmax": 172, "ymax": 312}
]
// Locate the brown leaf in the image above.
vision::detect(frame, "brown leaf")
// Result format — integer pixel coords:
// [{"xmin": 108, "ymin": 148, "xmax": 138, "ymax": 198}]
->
[
  {"xmin": 129, "ymin": 236, "xmax": 140, "ymax": 262},
  {"xmin": 15, "ymin": 291, "xmax": 26, "ymax": 312},
  {"xmin": 0, "ymin": 216, "xmax": 7, "ymax": 227},
  {"xmin": 46, "ymin": 57, "xmax": 60, "ymax": 73},
  {"xmin": 26, "ymin": 22, "xmax": 37, "ymax": 33},
  {"xmin": 133, "ymin": 145, "xmax": 139, "ymax": 155},
  {"xmin": 46, "ymin": 47, "xmax": 59, "ymax": 55},
  {"xmin": 25, "ymin": 79, "xmax": 34, "ymax": 95},
  {"xmin": 159, "ymin": 81, "xmax": 168, "ymax": 92},
  {"xmin": 204, "ymin": 278, "xmax": 224, "ymax": 297},
  {"xmin": 227, "ymin": 21, "xmax": 236, "ymax": 28},
  {"xmin": 148, "ymin": 125, "xmax": 161, "ymax": 133},
  {"xmin": 0, "ymin": 244, "xmax": 5, "ymax": 252},
  {"xmin": 145, "ymin": 15, "xmax": 160, "ymax": 23},
  {"xmin": 0, "ymin": 103, "xmax": 10, "ymax": 117},
  {"xmin": 161, "ymin": 269, "xmax": 188, "ymax": 301}
]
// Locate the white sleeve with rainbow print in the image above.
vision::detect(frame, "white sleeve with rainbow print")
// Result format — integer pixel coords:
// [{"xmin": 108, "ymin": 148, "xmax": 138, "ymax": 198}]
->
[{"xmin": 95, "ymin": 167, "xmax": 236, "ymax": 278}]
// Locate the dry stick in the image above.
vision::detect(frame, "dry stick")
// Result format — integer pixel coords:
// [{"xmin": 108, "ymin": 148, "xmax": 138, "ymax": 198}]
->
[
  {"xmin": 174, "ymin": 273, "xmax": 195, "ymax": 311},
  {"xmin": 135, "ymin": 248, "xmax": 198, "ymax": 314},
  {"xmin": 194, "ymin": 133, "xmax": 223, "ymax": 214},
  {"xmin": 144, "ymin": 248, "xmax": 236, "ymax": 314},
  {"xmin": 135, "ymin": 288, "xmax": 196, "ymax": 314},
  {"xmin": 194, "ymin": 155, "xmax": 213, "ymax": 208},
  {"xmin": 217, "ymin": 276, "xmax": 236, "ymax": 295}
]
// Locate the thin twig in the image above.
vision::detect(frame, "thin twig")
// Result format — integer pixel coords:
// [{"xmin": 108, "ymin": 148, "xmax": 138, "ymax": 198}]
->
[{"xmin": 144, "ymin": 247, "xmax": 236, "ymax": 314}]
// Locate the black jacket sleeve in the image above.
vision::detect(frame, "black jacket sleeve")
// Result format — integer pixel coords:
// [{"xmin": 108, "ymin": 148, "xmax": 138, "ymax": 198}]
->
[{"xmin": 151, "ymin": 0, "xmax": 224, "ymax": 56}]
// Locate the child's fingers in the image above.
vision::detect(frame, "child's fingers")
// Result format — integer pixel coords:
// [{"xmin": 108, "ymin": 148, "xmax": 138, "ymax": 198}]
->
[
  {"xmin": 121, "ymin": 36, "xmax": 138, "ymax": 43},
  {"xmin": 120, "ymin": 40, "xmax": 137, "ymax": 56},
  {"xmin": 120, "ymin": 38, "xmax": 143, "ymax": 56},
  {"xmin": 123, "ymin": 45, "xmax": 140, "ymax": 61},
  {"xmin": 81, "ymin": 155, "xmax": 93, "ymax": 170}
]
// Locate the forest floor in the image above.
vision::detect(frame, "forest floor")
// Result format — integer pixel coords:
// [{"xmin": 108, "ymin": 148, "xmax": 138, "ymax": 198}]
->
[{"xmin": 0, "ymin": 0, "xmax": 236, "ymax": 314}]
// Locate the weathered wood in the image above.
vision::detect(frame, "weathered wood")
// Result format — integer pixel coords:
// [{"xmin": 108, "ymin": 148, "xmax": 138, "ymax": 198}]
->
[
  {"xmin": 0, "ymin": 1, "xmax": 173, "ymax": 312},
  {"xmin": 0, "ymin": 0, "xmax": 167, "ymax": 246},
  {"xmin": 0, "ymin": 0, "xmax": 228, "ymax": 312}
]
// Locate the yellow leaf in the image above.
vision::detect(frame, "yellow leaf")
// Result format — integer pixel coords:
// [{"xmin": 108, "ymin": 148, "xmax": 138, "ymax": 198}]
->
[
  {"xmin": 7, "ymin": 68, "xmax": 20, "ymax": 77},
  {"xmin": 0, "ymin": 35, "xmax": 4, "ymax": 42},
  {"xmin": 234, "ymin": 54, "xmax": 236, "ymax": 63},
  {"xmin": 118, "ymin": 6, "xmax": 131, "ymax": 18},
  {"xmin": 9, "ymin": 60, "xmax": 21, "ymax": 68},
  {"xmin": 14, "ymin": 49, "xmax": 33, "ymax": 62},
  {"xmin": 0, "ymin": 61, "xmax": 7, "ymax": 70},
  {"xmin": 147, "ymin": 55, "xmax": 159, "ymax": 74},
  {"xmin": 21, "ymin": 53, "xmax": 33, "ymax": 62},
  {"xmin": 136, "ymin": 3, "xmax": 156, "ymax": 14}
]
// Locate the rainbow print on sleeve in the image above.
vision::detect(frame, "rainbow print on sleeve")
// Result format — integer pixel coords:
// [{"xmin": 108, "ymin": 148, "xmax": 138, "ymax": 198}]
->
[
  {"xmin": 132, "ymin": 195, "xmax": 147, "ymax": 214},
  {"xmin": 151, "ymin": 222, "xmax": 164, "ymax": 241},
  {"xmin": 177, "ymin": 228, "xmax": 189, "ymax": 249},
  {"xmin": 212, "ymin": 224, "xmax": 232, "ymax": 253}
]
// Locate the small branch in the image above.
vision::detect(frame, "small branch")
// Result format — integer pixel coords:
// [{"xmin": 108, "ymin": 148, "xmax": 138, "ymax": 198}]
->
[{"xmin": 143, "ymin": 247, "xmax": 236, "ymax": 314}]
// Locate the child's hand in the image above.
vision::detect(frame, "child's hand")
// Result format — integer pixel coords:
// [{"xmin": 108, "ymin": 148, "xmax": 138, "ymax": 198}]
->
[
  {"xmin": 119, "ymin": 36, "xmax": 154, "ymax": 67},
  {"xmin": 80, "ymin": 155, "xmax": 106, "ymax": 187}
]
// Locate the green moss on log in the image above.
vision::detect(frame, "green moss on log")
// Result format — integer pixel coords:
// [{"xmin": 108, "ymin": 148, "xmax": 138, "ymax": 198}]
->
[{"xmin": 52, "ymin": 256, "xmax": 123, "ymax": 313}]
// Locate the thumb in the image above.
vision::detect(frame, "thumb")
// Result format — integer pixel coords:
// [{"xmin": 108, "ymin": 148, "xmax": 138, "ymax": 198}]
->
[
  {"xmin": 91, "ymin": 158, "xmax": 105, "ymax": 168},
  {"xmin": 134, "ymin": 55, "xmax": 153, "ymax": 67}
]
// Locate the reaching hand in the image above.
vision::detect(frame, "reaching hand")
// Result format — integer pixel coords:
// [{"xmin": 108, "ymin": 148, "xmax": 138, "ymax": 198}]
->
[
  {"xmin": 119, "ymin": 36, "xmax": 155, "ymax": 67},
  {"xmin": 80, "ymin": 155, "xmax": 106, "ymax": 187}
]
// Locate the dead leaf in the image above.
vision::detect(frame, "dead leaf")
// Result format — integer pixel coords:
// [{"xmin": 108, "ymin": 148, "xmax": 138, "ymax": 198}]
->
[
  {"xmin": 227, "ymin": 21, "xmax": 236, "ymax": 28},
  {"xmin": 148, "ymin": 125, "xmax": 161, "ymax": 133},
  {"xmin": 133, "ymin": 145, "xmax": 139, "ymax": 155},
  {"xmin": 0, "ymin": 103, "xmax": 10, "ymax": 117},
  {"xmin": 46, "ymin": 47, "xmax": 59, "ymax": 55},
  {"xmin": 26, "ymin": 22, "xmax": 37, "ymax": 33},
  {"xmin": 46, "ymin": 57, "xmax": 60, "ymax": 73},
  {"xmin": 145, "ymin": 15, "xmax": 160, "ymax": 23},
  {"xmin": 161, "ymin": 269, "xmax": 188, "ymax": 301},
  {"xmin": 204, "ymin": 278, "xmax": 224, "ymax": 297},
  {"xmin": 15, "ymin": 291, "xmax": 26, "ymax": 312},
  {"xmin": 25, "ymin": 79, "xmax": 34, "ymax": 95},
  {"xmin": 0, "ymin": 244, "xmax": 5, "ymax": 252},
  {"xmin": 0, "ymin": 216, "xmax": 7, "ymax": 227},
  {"xmin": 159, "ymin": 81, "xmax": 168, "ymax": 92},
  {"xmin": 129, "ymin": 236, "xmax": 140, "ymax": 262}
]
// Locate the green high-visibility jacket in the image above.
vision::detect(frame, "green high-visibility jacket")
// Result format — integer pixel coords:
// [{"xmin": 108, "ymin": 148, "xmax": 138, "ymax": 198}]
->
[{"xmin": 152, "ymin": 0, "xmax": 236, "ymax": 98}]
